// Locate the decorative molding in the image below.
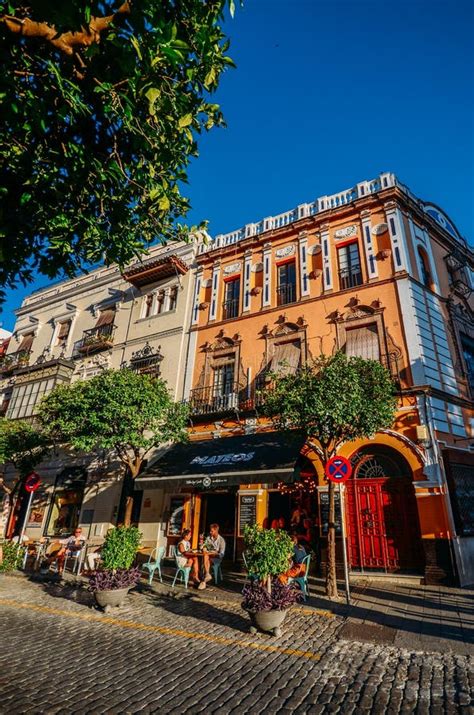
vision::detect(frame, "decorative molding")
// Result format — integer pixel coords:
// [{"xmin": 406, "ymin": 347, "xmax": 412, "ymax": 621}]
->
[
  {"xmin": 223, "ymin": 262, "xmax": 242, "ymax": 275},
  {"xmin": 372, "ymin": 223, "xmax": 388, "ymax": 235},
  {"xmin": 251, "ymin": 262, "xmax": 263, "ymax": 273},
  {"xmin": 308, "ymin": 244, "xmax": 322, "ymax": 255},
  {"xmin": 275, "ymin": 245, "xmax": 295, "ymax": 259},
  {"xmin": 334, "ymin": 225, "xmax": 357, "ymax": 239}
]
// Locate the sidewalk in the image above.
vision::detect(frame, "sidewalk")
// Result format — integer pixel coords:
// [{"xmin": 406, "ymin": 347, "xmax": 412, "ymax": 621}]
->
[
  {"xmin": 46, "ymin": 563, "xmax": 474, "ymax": 656},
  {"xmin": 139, "ymin": 567, "xmax": 474, "ymax": 656}
]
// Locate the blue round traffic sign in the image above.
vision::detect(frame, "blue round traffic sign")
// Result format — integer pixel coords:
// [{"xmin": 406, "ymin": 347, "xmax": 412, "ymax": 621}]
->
[{"xmin": 325, "ymin": 456, "xmax": 352, "ymax": 483}]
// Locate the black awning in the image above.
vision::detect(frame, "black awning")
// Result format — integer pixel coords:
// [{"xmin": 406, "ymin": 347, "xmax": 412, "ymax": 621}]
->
[{"xmin": 135, "ymin": 431, "xmax": 305, "ymax": 490}]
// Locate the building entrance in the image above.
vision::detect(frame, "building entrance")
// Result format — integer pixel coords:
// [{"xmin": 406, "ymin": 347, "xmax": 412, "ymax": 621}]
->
[
  {"xmin": 199, "ymin": 492, "xmax": 236, "ymax": 560},
  {"xmin": 346, "ymin": 446, "xmax": 424, "ymax": 572}
]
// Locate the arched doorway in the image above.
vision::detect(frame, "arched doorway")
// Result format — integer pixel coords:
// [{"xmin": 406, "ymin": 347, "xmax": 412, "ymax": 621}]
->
[{"xmin": 345, "ymin": 445, "xmax": 424, "ymax": 572}]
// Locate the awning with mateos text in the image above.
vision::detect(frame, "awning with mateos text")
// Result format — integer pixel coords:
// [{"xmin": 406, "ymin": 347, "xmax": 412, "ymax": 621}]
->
[{"xmin": 135, "ymin": 431, "xmax": 306, "ymax": 491}]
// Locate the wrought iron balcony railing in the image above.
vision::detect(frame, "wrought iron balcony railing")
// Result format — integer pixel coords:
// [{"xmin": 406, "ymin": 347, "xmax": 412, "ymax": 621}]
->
[
  {"xmin": 129, "ymin": 342, "xmax": 163, "ymax": 376},
  {"xmin": 188, "ymin": 383, "xmax": 246, "ymax": 416},
  {"xmin": 222, "ymin": 298, "xmax": 239, "ymax": 320},
  {"xmin": 338, "ymin": 267, "xmax": 363, "ymax": 290},
  {"xmin": 0, "ymin": 350, "xmax": 31, "ymax": 374},
  {"xmin": 76, "ymin": 324, "xmax": 116, "ymax": 354},
  {"xmin": 276, "ymin": 283, "xmax": 296, "ymax": 306}
]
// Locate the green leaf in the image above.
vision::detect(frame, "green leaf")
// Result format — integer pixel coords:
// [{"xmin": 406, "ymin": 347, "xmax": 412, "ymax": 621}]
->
[
  {"xmin": 178, "ymin": 113, "xmax": 193, "ymax": 129},
  {"xmin": 130, "ymin": 35, "xmax": 142, "ymax": 60},
  {"xmin": 158, "ymin": 195, "xmax": 170, "ymax": 211}
]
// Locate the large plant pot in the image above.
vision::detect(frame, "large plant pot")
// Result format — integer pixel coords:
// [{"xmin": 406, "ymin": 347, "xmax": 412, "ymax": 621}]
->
[
  {"xmin": 94, "ymin": 587, "xmax": 130, "ymax": 611},
  {"xmin": 247, "ymin": 608, "xmax": 288, "ymax": 637}
]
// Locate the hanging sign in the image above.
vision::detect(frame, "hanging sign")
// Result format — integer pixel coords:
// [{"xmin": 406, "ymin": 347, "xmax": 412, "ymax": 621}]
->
[
  {"xmin": 325, "ymin": 456, "xmax": 352, "ymax": 484},
  {"xmin": 25, "ymin": 472, "xmax": 41, "ymax": 493}
]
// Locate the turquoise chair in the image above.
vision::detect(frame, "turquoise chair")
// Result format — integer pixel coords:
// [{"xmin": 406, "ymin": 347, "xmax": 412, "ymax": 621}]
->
[
  {"xmin": 212, "ymin": 560, "xmax": 223, "ymax": 584},
  {"xmin": 288, "ymin": 554, "xmax": 311, "ymax": 601},
  {"xmin": 142, "ymin": 546, "xmax": 165, "ymax": 585},
  {"xmin": 171, "ymin": 545, "xmax": 192, "ymax": 588}
]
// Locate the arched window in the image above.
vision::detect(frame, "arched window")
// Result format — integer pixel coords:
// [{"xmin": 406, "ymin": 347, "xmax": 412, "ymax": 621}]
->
[
  {"xmin": 350, "ymin": 445, "xmax": 410, "ymax": 479},
  {"xmin": 417, "ymin": 247, "xmax": 433, "ymax": 289}
]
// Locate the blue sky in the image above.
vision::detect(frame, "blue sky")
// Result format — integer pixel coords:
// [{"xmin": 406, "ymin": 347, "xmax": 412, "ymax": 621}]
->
[{"xmin": 1, "ymin": 0, "xmax": 473, "ymax": 331}]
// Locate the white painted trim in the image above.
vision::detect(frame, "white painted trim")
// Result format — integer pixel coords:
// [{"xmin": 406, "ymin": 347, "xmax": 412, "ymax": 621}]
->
[
  {"xmin": 360, "ymin": 212, "xmax": 378, "ymax": 279},
  {"xmin": 321, "ymin": 226, "xmax": 333, "ymax": 291},
  {"xmin": 298, "ymin": 235, "xmax": 310, "ymax": 297},
  {"xmin": 209, "ymin": 263, "xmax": 221, "ymax": 321},
  {"xmin": 262, "ymin": 245, "xmax": 272, "ymax": 307},
  {"xmin": 243, "ymin": 252, "xmax": 252, "ymax": 312}
]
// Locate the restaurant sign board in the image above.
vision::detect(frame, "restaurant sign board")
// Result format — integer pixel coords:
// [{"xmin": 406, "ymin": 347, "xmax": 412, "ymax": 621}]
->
[{"xmin": 238, "ymin": 494, "xmax": 257, "ymax": 536}]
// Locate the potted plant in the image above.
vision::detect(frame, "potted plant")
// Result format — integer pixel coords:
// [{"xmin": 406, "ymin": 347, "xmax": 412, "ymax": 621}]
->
[
  {"xmin": 89, "ymin": 526, "xmax": 141, "ymax": 611},
  {"xmin": 241, "ymin": 524, "xmax": 301, "ymax": 637}
]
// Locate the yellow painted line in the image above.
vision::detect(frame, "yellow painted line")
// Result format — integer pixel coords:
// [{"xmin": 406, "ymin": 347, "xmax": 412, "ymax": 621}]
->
[{"xmin": 0, "ymin": 598, "xmax": 321, "ymax": 662}]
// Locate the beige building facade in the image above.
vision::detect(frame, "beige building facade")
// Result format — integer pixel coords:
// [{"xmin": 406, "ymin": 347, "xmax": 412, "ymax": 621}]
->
[{"xmin": 1, "ymin": 239, "xmax": 199, "ymax": 546}]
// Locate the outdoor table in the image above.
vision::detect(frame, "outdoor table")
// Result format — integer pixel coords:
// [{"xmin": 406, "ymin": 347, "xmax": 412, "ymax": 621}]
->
[{"xmin": 185, "ymin": 550, "xmax": 218, "ymax": 579}]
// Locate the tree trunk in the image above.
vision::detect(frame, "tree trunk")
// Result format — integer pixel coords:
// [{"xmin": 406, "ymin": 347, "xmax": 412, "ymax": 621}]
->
[
  {"xmin": 123, "ymin": 495, "xmax": 134, "ymax": 528},
  {"xmin": 325, "ymin": 479, "xmax": 339, "ymax": 599}
]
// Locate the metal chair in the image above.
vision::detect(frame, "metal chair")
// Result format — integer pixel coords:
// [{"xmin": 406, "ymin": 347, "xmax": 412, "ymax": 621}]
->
[
  {"xmin": 142, "ymin": 545, "xmax": 165, "ymax": 585},
  {"xmin": 63, "ymin": 541, "xmax": 87, "ymax": 575},
  {"xmin": 211, "ymin": 560, "xmax": 223, "ymax": 584},
  {"xmin": 171, "ymin": 545, "xmax": 192, "ymax": 589},
  {"xmin": 288, "ymin": 554, "xmax": 311, "ymax": 601}
]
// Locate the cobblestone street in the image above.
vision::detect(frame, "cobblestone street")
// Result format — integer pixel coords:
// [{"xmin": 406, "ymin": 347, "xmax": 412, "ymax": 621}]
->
[{"xmin": 0, "ymin": 574, "xmax": 472, "ymax": 714}]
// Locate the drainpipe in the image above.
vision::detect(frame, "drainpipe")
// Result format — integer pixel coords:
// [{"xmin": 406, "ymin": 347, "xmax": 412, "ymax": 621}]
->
[{"xmin": 420, "ymin": 391, "xmax": 464, "ymax": 584}]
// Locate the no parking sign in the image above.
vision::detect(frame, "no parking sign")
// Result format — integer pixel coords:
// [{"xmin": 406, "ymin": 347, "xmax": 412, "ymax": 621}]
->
[{"xmin": 324, "ymin": 456, "xmax": 352, "ymax": 484}]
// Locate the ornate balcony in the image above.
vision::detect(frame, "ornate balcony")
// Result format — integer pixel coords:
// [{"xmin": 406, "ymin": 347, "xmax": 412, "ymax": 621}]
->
[
  {"xmin": 338, "ymin": 267, "xmax": 363, "ymax": 290},
  {"xmin": 129, "ymin": 342, "xmax": 163, "ymax": 376},
  {"xmin": 76, "ymin": 324, "xmax": 116, "ymax": 354},
  {"xmin": 188, "ymin": 383, "xmax": 246, "ymax": 416},
  {"xmin": 0, "ymin": 350, "xmax": 31, "ymax": 375},
  {"xmin": 222, "ymin": 298, "xmax": 239, "ymax": 320},
  {"xmin": 276, "ymin": 283, "xmax": 296, "ymax": 306}
]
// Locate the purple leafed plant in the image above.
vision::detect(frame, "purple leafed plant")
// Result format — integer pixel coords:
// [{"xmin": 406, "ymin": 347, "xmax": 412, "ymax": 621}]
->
[
  {"xmin": 89, "ymin": 567, "xmax": 141, "ymax": 593},
  {"xmin": 242, "ymin": 579, "xmax": 303, "ymax": 612}
]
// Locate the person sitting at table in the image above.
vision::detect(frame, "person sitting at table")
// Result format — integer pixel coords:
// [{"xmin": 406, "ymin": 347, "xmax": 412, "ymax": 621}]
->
[
  {"xmin": 279, "ymin": 533, "xmax": 307, "ymax": 585},
  {"xmin": 176, "ymin": 528, "xmax": 200, "ymax": 585},
  {"xmin": 199, "ymin": 523, "xmax": 226, "ymax": 590},
  {"xmin": 49, "ymin": 527, "xmax": 85, "ymax": 575}
]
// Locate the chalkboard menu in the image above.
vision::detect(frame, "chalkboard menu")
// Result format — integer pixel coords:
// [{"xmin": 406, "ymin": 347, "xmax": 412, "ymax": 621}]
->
[
  {"xmin": 319, "ymin": 490, "xmax": 342, "ymax": 536},
  {"xmin": 238, "ymin": 494, "xmax": 257, "ymax": 536},
  {"xmin": 167, "ymin": 496, "xmax": 185, "ymax": 537}
]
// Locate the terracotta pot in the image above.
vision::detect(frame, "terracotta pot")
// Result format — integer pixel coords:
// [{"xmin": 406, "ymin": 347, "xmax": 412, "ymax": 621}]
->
[
  {"xmin": 246, "ymin": 608, "xmax": 288, "ymax": 637},
  {"xmin": 94, "ymin": 587, "xmax": 130, "ymax": 611}
]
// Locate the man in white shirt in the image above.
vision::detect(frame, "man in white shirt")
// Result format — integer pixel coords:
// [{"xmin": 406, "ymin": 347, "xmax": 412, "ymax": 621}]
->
[{"xmin": 199, "ymin": 523, "xmax": 226, "ymax": 589}]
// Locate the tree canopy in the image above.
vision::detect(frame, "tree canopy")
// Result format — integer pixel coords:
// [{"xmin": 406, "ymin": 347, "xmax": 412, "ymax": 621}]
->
[
  {"xmin": 262, "ymin": 352, "xmax": 397, "ymax": 462},
  {"xmin": 38, "ymin": 368, "xmax": 189, "ymax": 525},
  {"xmin": 0, "ymin": 418, "xmax": 49, "ymax": 494},
  {"xmin": 0, "ymin": 1, "xmax": 237, "ymax": 300},
  {"xmin": 38, "ymin": 368, "xmax": 188, "ymax": 475},
  {"xmin": 261, "ymin": 352, "xmax": 397, "ymax": 598}
]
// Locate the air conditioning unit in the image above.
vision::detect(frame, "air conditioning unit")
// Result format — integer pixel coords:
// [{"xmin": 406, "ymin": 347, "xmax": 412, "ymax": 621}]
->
[{"xmin": 416, "ymin": 425, "xmax": 429, "ymax": 442}]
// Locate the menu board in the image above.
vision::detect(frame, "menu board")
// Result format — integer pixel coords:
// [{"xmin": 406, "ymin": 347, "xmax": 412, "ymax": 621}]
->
[
  {"xmin": 319, "ymin": 490, "xmax": 342, "ymax": 536},
  {"xmin": 167, "ymin": 496, "xmax": 185, "ymax": 537},
  {"xmin": 238, "ymin": 494, "xmax": 257, "ymax": 536}
]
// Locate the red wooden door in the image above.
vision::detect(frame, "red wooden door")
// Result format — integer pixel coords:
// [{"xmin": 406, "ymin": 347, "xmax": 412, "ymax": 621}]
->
[{"xmin": 345, "ymin": 477, "xmax": 423, "ymax": 572}]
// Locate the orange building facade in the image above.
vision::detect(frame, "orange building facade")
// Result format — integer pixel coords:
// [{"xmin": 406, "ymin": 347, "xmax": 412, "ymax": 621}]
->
[{"xmin": 138, "ymin": 172, "xmax": 474, "ymax": 585}]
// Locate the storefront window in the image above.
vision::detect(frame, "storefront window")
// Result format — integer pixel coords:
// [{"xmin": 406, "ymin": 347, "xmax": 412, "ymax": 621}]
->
[{"xmin": 44, "ymin": 467, "xmax": 87, "ymax": 537}]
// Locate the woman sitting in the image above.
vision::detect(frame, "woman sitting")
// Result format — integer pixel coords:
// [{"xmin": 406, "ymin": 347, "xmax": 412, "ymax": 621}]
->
[
  {"xmin": 279, "ymin": 533, "xmax": 307, "ymax": 585},
  {"xmin": 176, "ymin": 528, "xmax": 200, "ymax": 586}
]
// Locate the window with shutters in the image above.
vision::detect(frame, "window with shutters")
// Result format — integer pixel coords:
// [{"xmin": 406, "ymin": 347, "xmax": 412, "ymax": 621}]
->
[
  {"xmin": 169, "ymin": 285, "xmax": 178, "ymax": 312},
  {"xmin": 56, "ymin": 320, "xmax": 71, "ymax": 347},
  {"xmin": 18, "ymin": 332, "xmax": 34, "ymax": 353},
  {"xmin": 277, "ymin": 262, "xmax": 296, "ymax": 305},
  {"xmin": 143, "ymin": 294, "xmax": 153, "ymax": 318},
  {"xmin": 223, "ymin": 278, "xmax": 240, "ymax": 319},
  {"xmin": 337, "ymin": 242, "xmax": 363, "ymax": 290},
  {"xmin": 270, "ymin": 340, "xmax": 301, "ymax": 375},
  {"xmin": 345, "ymin": 324, "xmax": 380, "ymax": 361},
  {"xmin": 417, "ymin": 247, "xmax": 433, "ymax": 289}
]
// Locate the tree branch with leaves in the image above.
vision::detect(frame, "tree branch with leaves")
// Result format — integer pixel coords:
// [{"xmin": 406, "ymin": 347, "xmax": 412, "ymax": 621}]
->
[
  {"xmin": 0, "ymin": 0, "xmax": 238, "ymax": 301},
  {"xmin": 38, "ymin": 368, "xmax": 189, "ymax": 526}
]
